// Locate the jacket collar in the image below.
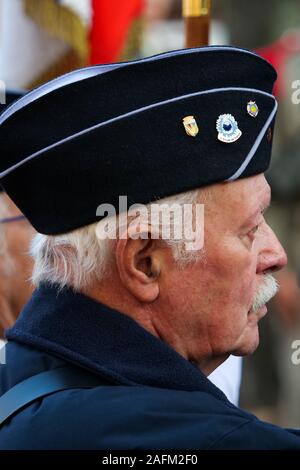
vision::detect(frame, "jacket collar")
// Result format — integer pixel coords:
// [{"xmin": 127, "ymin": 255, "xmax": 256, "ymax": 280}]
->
[{"xmin": 6, "ymin": 283, "xmax": 226, "ymax": 399}]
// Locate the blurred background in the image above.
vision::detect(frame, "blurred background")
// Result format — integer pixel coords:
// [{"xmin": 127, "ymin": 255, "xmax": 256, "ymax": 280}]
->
[{"xmin": 0, "ymin": 0, "xmax": 300, "ymax": 427}]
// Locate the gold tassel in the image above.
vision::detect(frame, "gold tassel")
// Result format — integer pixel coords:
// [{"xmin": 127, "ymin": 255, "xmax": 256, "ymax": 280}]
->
[{"xmin": 23, "ymin": 0, "xmax": 88, "ymax": 88}]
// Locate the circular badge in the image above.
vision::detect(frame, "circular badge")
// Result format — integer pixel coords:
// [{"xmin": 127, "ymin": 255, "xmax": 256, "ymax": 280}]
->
[{"xmin": 216, "ymin": 114, "xmax": 242, "ymax": 143}]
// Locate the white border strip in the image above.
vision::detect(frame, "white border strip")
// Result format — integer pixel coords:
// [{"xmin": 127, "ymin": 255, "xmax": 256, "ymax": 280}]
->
[
  {"xmin": 0, "ymin": 87, "xmax": 276, "ymax": 179},
  {"xmin": 0, "ymin": 46, "xmax": 270, "ymax": 126}
]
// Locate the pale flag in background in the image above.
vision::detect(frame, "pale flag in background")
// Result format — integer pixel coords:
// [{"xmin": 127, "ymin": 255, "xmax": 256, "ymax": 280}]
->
[
  {"xmin": 0, "ymin": 0, "xmax": 143, "ymax": 90},
  {"xmin": 0, "ymin": 0, "xmax": 69, "ymax": 89}
]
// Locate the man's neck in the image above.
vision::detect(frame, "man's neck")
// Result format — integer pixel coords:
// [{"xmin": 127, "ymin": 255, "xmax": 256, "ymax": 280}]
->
[{"xmin": 83, "ymin": 282, "xmax": 229, "ymax": 377}]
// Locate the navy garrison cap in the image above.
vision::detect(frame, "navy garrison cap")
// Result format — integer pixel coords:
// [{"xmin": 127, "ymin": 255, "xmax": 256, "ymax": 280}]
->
[{"xmin": 0, "ymin": 46, "xmax": 277, "ymax": 234}]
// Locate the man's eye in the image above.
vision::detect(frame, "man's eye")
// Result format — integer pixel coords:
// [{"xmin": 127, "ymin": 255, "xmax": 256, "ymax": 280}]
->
[{"xmin": 249, "ymin": 224, "xmax": 259, "ymax": 236}]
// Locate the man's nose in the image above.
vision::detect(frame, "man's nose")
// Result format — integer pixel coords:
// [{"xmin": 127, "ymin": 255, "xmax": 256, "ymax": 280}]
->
[{"xmin": 257, "ymin": 224, "xmax": 288, "ymax": 274}]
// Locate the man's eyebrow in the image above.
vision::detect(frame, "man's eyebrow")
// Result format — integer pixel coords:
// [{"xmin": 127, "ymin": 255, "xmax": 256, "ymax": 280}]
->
[{"xmin": 260, "ymin": 192, "xmax": 271, "ymax": 212}]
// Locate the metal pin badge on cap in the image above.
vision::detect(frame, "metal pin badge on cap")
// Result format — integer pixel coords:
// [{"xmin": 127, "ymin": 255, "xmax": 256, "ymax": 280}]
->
[
  {"xmin": 247, "ymin": 100, "xmax": 259, "ymax": 117},
  {"xmin": 183, "ymin": 115, "xmax": 199, "ymax": 137},
  {"xmin": 216, "ymin": 114, "xmax": 242, "ymax": 143}
]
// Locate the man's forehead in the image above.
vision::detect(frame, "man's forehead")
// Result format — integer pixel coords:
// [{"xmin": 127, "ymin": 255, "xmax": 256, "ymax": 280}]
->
[
  {"xmin": 260, "ymin": 185, "xmax": 271, "ymax": 210},
  {"xmin": 211, "ymin": 174, "xmax": 271, "ymax": 212},
  {"xmin": 247, "ymin": 175, "xmax": 271, "ymax": 209}
]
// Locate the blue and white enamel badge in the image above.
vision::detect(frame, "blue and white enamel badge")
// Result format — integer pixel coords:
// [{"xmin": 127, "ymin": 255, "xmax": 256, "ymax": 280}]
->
[{"xmin": 216, "ymin": 114, "xmax": 242, "ymax": 143}]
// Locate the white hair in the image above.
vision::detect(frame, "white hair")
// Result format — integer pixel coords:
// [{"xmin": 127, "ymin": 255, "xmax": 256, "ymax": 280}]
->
[{"xmin": 30, "ymin": 188, "xmax": 207, "ymax": 291}]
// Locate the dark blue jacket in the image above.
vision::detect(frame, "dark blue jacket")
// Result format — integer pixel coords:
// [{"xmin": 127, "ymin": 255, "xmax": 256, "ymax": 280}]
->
[{"xmin": 1, "ymin": 283, "xmax": 300, "ymax": 450}]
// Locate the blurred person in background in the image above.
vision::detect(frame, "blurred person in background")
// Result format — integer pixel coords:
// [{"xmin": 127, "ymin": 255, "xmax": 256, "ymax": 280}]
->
[
  {"xmin": 0, "ymin": 190, "xmax": 34, "ymax": 344},
  {"xmin": 0, "ymin": 90, "xmax": 34, "ymax": 346}
]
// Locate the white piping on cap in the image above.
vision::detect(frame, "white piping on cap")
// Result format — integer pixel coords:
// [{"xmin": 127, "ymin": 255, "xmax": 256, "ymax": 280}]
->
[
  {"xmin": 0, "ymin": 86, "xmax": 276, "ymax": 179},
  {"xmin": 226, "ymin": 99, "xmax": 278, "ymax": 181}
]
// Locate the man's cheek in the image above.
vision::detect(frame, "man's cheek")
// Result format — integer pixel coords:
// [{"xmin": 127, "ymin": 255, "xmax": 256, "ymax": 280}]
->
[
  {"xmin": 213, "ymin": 245, "xmax": 254, "ymax": 279},
  {"xmin": 233, "ymin": 272, "xmax": 256, "ymax": 308}
]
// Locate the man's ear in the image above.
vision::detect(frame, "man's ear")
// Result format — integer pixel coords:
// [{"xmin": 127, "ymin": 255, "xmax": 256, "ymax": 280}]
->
[{"xmin": 115, "ymin": 225, "xmax": 161, "ymax": 303}]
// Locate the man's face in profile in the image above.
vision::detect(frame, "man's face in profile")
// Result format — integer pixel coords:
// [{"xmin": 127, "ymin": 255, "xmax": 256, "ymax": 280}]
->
[{"xmin": 161, "ymin": 174, "xmax": 287, "ymax": 369}]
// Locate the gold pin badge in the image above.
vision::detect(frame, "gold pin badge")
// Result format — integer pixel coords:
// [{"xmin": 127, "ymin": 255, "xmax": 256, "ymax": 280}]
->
[{"xmin": 183, "ymin": 115, "xmax": 199, "ymax": 137}]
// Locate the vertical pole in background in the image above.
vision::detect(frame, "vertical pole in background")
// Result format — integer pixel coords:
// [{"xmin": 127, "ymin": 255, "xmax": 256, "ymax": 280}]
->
[{"xmin": 183, "ymin": 0, "xmax": 212, "ymax": 48}]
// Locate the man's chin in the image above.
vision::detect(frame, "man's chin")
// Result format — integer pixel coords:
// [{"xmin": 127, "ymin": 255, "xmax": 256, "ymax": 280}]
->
[{"xmin": 233, "ymin": 328, "xmax": 260, "ymax": 356}]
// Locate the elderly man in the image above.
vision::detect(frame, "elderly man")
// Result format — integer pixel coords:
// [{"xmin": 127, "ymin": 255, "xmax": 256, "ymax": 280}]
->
[{"xmin": 0, "ymin": 46, "xmax": 299, "ymax": 450}]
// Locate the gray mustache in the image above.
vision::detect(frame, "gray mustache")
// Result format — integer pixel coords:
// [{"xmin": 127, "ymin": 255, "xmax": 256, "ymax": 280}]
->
[{"xmin": 251, "ymin": 274, "xmax": 278, "ymax": 312}]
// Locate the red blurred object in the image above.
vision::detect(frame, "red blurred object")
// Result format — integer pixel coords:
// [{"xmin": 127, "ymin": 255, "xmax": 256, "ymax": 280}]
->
[
  {"xmin": 89, "ymin": 0, "xmax": 144, "ymax": 64},
  {"xmin": 256, "ymin": 31, "xmax": 300, "ymax": 98}
]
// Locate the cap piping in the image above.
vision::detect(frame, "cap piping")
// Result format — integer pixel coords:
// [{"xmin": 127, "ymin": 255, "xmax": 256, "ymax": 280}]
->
[
  {"xmin": 0, "ymin": 86, "xmax": 276, "ymax": 179},
  {"xmin": 226, "ymin": 99, "xmax": 278, "ymax": 181}
]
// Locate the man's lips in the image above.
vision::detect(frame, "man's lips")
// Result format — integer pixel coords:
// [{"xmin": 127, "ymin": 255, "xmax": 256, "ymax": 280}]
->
[
  {"xmin": 257, "ymin": 305, "xmax": 268, "ymax": 319},
  {"xmin": 248, "ymin": 305, "xmax": 268, "ymax": 319}
]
